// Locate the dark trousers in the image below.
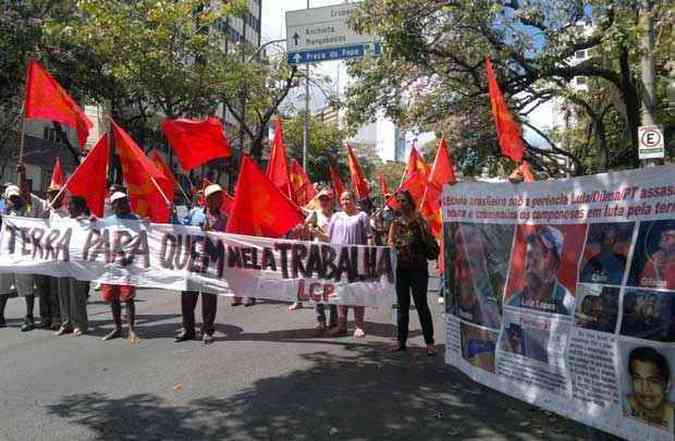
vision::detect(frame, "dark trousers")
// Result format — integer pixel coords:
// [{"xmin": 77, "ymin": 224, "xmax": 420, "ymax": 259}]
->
[
  {"xmin": 316, "ymin": 303, "xmax": 337, "ymax": 324},
  {"xmin": 396, "ymin": 268, "xmax": 434, "ymax": 346},
  {"xmin": 36, "ymin": 276, "xmax": 61, "ymax": 322},
  {"xmin": 181, "ymin": 291, "xmax": 217, "ymax": 336}
]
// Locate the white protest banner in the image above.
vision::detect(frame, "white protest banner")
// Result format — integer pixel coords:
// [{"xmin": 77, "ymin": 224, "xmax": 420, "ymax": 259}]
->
[
  {"xmin": 442, "ymin": 165, "xmax": 675, "ymax": 441},
  {"xmin": 0, "ymin": 216, "xmax": 396, "ymax": 307}
]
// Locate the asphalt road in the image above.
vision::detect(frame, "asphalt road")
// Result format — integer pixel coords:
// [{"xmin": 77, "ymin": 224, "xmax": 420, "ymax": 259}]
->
[{"xmin": 0, "ymin": 276, "xmax": 589, "ymax": 441}]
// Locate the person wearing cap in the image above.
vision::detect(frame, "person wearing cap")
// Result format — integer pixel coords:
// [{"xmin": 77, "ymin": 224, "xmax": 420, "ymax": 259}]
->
[
  {"xmin": 293, "ymin": 188, "xmax": 338, "ymax": 330},
  {"xmin": 507, "ymin": 226, "xmax": 575, "ymax": 315},
  {"xmin": 0, "ymin": 177, "xmax": 41, "ymax": 331},
  {"xmin": 640, "ymin": 222, "xmax": 675, "ymax": 290},
  {"xmin": 98, "ymin": 191, "xmax": 140, "ymax": 342},
  {"xmin": 175, "ymin": 183, "xmax": 227, "ymax": 344}
]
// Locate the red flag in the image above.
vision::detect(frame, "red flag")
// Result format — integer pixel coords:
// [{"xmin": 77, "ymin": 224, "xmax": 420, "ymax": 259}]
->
[
  {"xmin": 221, "ymin": 192, "xmax": 234, "ymax": 216},
  {"xmin": 402, "ymin": 147, "xmax": 431, "ymax": 184},
  {"xmin": 289, "ymin": 159, "xmax": 317, "ymax": 207},
  {"xmin": 387, "ymin": 171, "xmax": 426, "ymax": 209},
  {"xmin": 266, "ymin": 118, "xmax": 292, "ymax": 199},
  {"xmin": 377, "ymin": 174, "xmax": 390, "ymax": 197},
  {"xmin": 23, "ymin": 59, "xmax": 93, "ymax": 147},
  {"xmin": 508, "ymin": 160, "xmax": 536, "ymax": 183},
  {"xmin": 346, "ymin": 144, "xmax": 369, "ymax": 199},
  {"xmin": 65, "ymin": 136, "xmax": 108, "ymax": 217},
  {"xmin": 160, "ymin": 117, "xmax": 231, "ymax": 171},
  {"xmin": 113, "ymin": 122, "xmax": 173, "ymax": 222},
  {"xmin": 420, "ymin": 138, "xmax": 457, "ymax": 238},
  {"xmin": 149, "ymin": 149, "xmax": 178, "ymax": 196},
  {"xmin": 226, "ymin": 155, "xmax": 304, "ymax": 238},
  {"xmin": 49, "ymin": 157, "xmax": 65, "ymax": 189},
  {"xmin": 520, "ymin": 161, "xmax": 535, "ymax": 182},
  {"xmin": 329, "ymin": 165, "xmax": 345, "ymax": 201},
  {"xmin": 485, "ymin": 57, "xmax": 525, "ymax": 162}
]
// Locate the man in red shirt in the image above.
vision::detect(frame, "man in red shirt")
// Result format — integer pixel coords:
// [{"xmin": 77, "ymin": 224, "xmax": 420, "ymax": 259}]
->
[{"xmin": 640, "ymin": 223, "xmax": 675, "ymax": 290}]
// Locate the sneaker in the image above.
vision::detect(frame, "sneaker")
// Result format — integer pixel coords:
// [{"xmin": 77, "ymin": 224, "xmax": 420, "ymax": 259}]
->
[
  {"xmin": 39, "ymin": 319, "xmax": 52, "ymax": 329},
  {"xmin": 438, "ymin": 297, "xmax": 444, "ymax": 304},
  {"xmin": 203, "ymin": 333, "xmax": 214, "ymax": 345},
  {"xmin": 353, "ymin": 328, "xmax": 366, "ymax": 338}
]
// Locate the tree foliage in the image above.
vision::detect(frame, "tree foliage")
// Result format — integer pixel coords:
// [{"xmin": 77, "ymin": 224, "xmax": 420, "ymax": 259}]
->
[{"xmin": 346, "ymin": 0, "xmax": 673, "ymax": 177}]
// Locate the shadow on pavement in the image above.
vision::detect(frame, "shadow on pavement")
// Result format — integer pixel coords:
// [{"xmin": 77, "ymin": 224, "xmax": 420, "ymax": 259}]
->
[{"xmin": 46, "ymin": 345, "xmax": 584, "ymax": 441}]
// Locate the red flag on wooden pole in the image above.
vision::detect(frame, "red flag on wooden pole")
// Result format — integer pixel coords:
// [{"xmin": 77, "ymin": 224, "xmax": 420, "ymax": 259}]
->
[
  {"xmin": 266, "ymin": 118, "xmax": 292, "ymax": 199},
  {"xmin": 226, "ymin": 155, "xmax": 304, "ymax": 238},
  {"xmin": 112, "ymin": 122, "xmax": 173, "ymax": 222},
  {"xmin": 160, "ymin": 117, "xmax": 231, "ymax": 171},
  {"xmin": 24, "ymin": 59, "xmax": 93, "ymax": 147},
  {"xmin": 65, "ymin": 136, "xmax": 109, "ymax": 217},
  {"xmin": 346, "ymin": 144, "xmax": 369, "ymax": 200},
  {"xmin": 485, "ymin": 57, "xmax": 525, "ymax": 162},
  {"xmin": 49, "ymin": 157, "xmax": 65, "ymax": 190}
]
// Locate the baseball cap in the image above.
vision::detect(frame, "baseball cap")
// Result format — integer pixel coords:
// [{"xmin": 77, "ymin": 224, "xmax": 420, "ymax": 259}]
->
[
  {"xmin": 110, "ymin": 191, "xmax": 128, "ymax": 203},
  {"xmin": 3, "ymin": 185, "xmax": 20, "ymax": 199},
  {"xmin": 317, "ymin": 188, "xmax": 332, "ymax": 199},
  {"xmin": 204, "ymin": 184, "xmax": 223, "ymax": 198},
  {"xmin": 527, "ymin": 226, "xmax": 564, "ymax": 260}
]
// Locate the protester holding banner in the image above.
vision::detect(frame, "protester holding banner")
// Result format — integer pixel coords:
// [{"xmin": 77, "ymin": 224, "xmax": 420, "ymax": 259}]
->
[
  {"xmin": 321, "ymin": 191, "xmax": 372, "ymax": 338},
  {"xmin": 55, "ymin": 196, "xmax": 90, "ymax": 337},
  {"xmin": 175, "ymin": 184, "xmax": 227, "ymax": 345},
  {"xmin": 35, "ymin": 179, "xmax": 69, "ymax": 331},
  {"xmin": 0, "ymin": 163, "xmax": 58, "ymax": 332},
  {"xmin": 99, "ymin": 192, "xmax": 139, "ymax": 343},
  {"xmin": 301, "ymin": 188, "xmax": 338, "ymax": 331},
  {"xmin": 387, "ymin": 190, "xmax": 436, "ymax": 355}
]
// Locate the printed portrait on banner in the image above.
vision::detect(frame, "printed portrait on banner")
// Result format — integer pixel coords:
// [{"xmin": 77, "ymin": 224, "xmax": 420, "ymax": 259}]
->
[
  {"xmin": 579, "ymin": 222, "xmax": 635, "ymax": 286},
  {"xmin": 504, "ymin": 224, "xmax": 587, "ymax": 316},
  {"xmin": 445, "ymin": 222, "xmax": 514, "ymax": 329},
  {"xmin": 620, "ymin": 341, "xmax": 675, "ymax": 433},
  {"xmin": 628, "ymin": 220, "xmax": 675, "ymax": 291}
]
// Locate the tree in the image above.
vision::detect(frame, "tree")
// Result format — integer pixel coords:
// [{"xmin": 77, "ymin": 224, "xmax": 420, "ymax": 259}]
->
[
  {"xmin": 283, "ymin": 113, "xmax": 349, "ymax": 184},
  {"xmin": 221, "ymin": 47, "xmax": 300, "ymax": 163},
  {"xmin": 346, "ymin": 0, "xmax": 673, "ymax": 177}
]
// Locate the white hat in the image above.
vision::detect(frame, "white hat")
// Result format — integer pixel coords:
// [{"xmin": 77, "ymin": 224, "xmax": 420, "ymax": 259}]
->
[
  {"xmin": 110, "ymin": 191, "xmax": 128, "ymax": 203},
  {"xmin": 204, "ymin": 184, "xmax": 223, "ymax": 198},
  {"xmin": 3, "ymin": 185, "xmax": 20, "ymax": 199}
]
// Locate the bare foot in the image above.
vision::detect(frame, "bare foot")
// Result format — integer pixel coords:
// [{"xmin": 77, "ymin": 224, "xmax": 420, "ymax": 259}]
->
[
  {"xmin": 102, "ymin": 328, "xmax": 121, "ymax": 341},
  {"xmin": 127, "ymin": 330, "xmax": 140, "ymax": 344},
  {"xmin": 288, "ymin": 302, "xmax": 303, "ymax": 311}
]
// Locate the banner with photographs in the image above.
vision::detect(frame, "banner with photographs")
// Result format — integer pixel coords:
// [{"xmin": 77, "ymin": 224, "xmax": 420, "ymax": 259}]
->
[{"xmin": 442, "ymin": 165, "xmax": 675, "ymax": 441}]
